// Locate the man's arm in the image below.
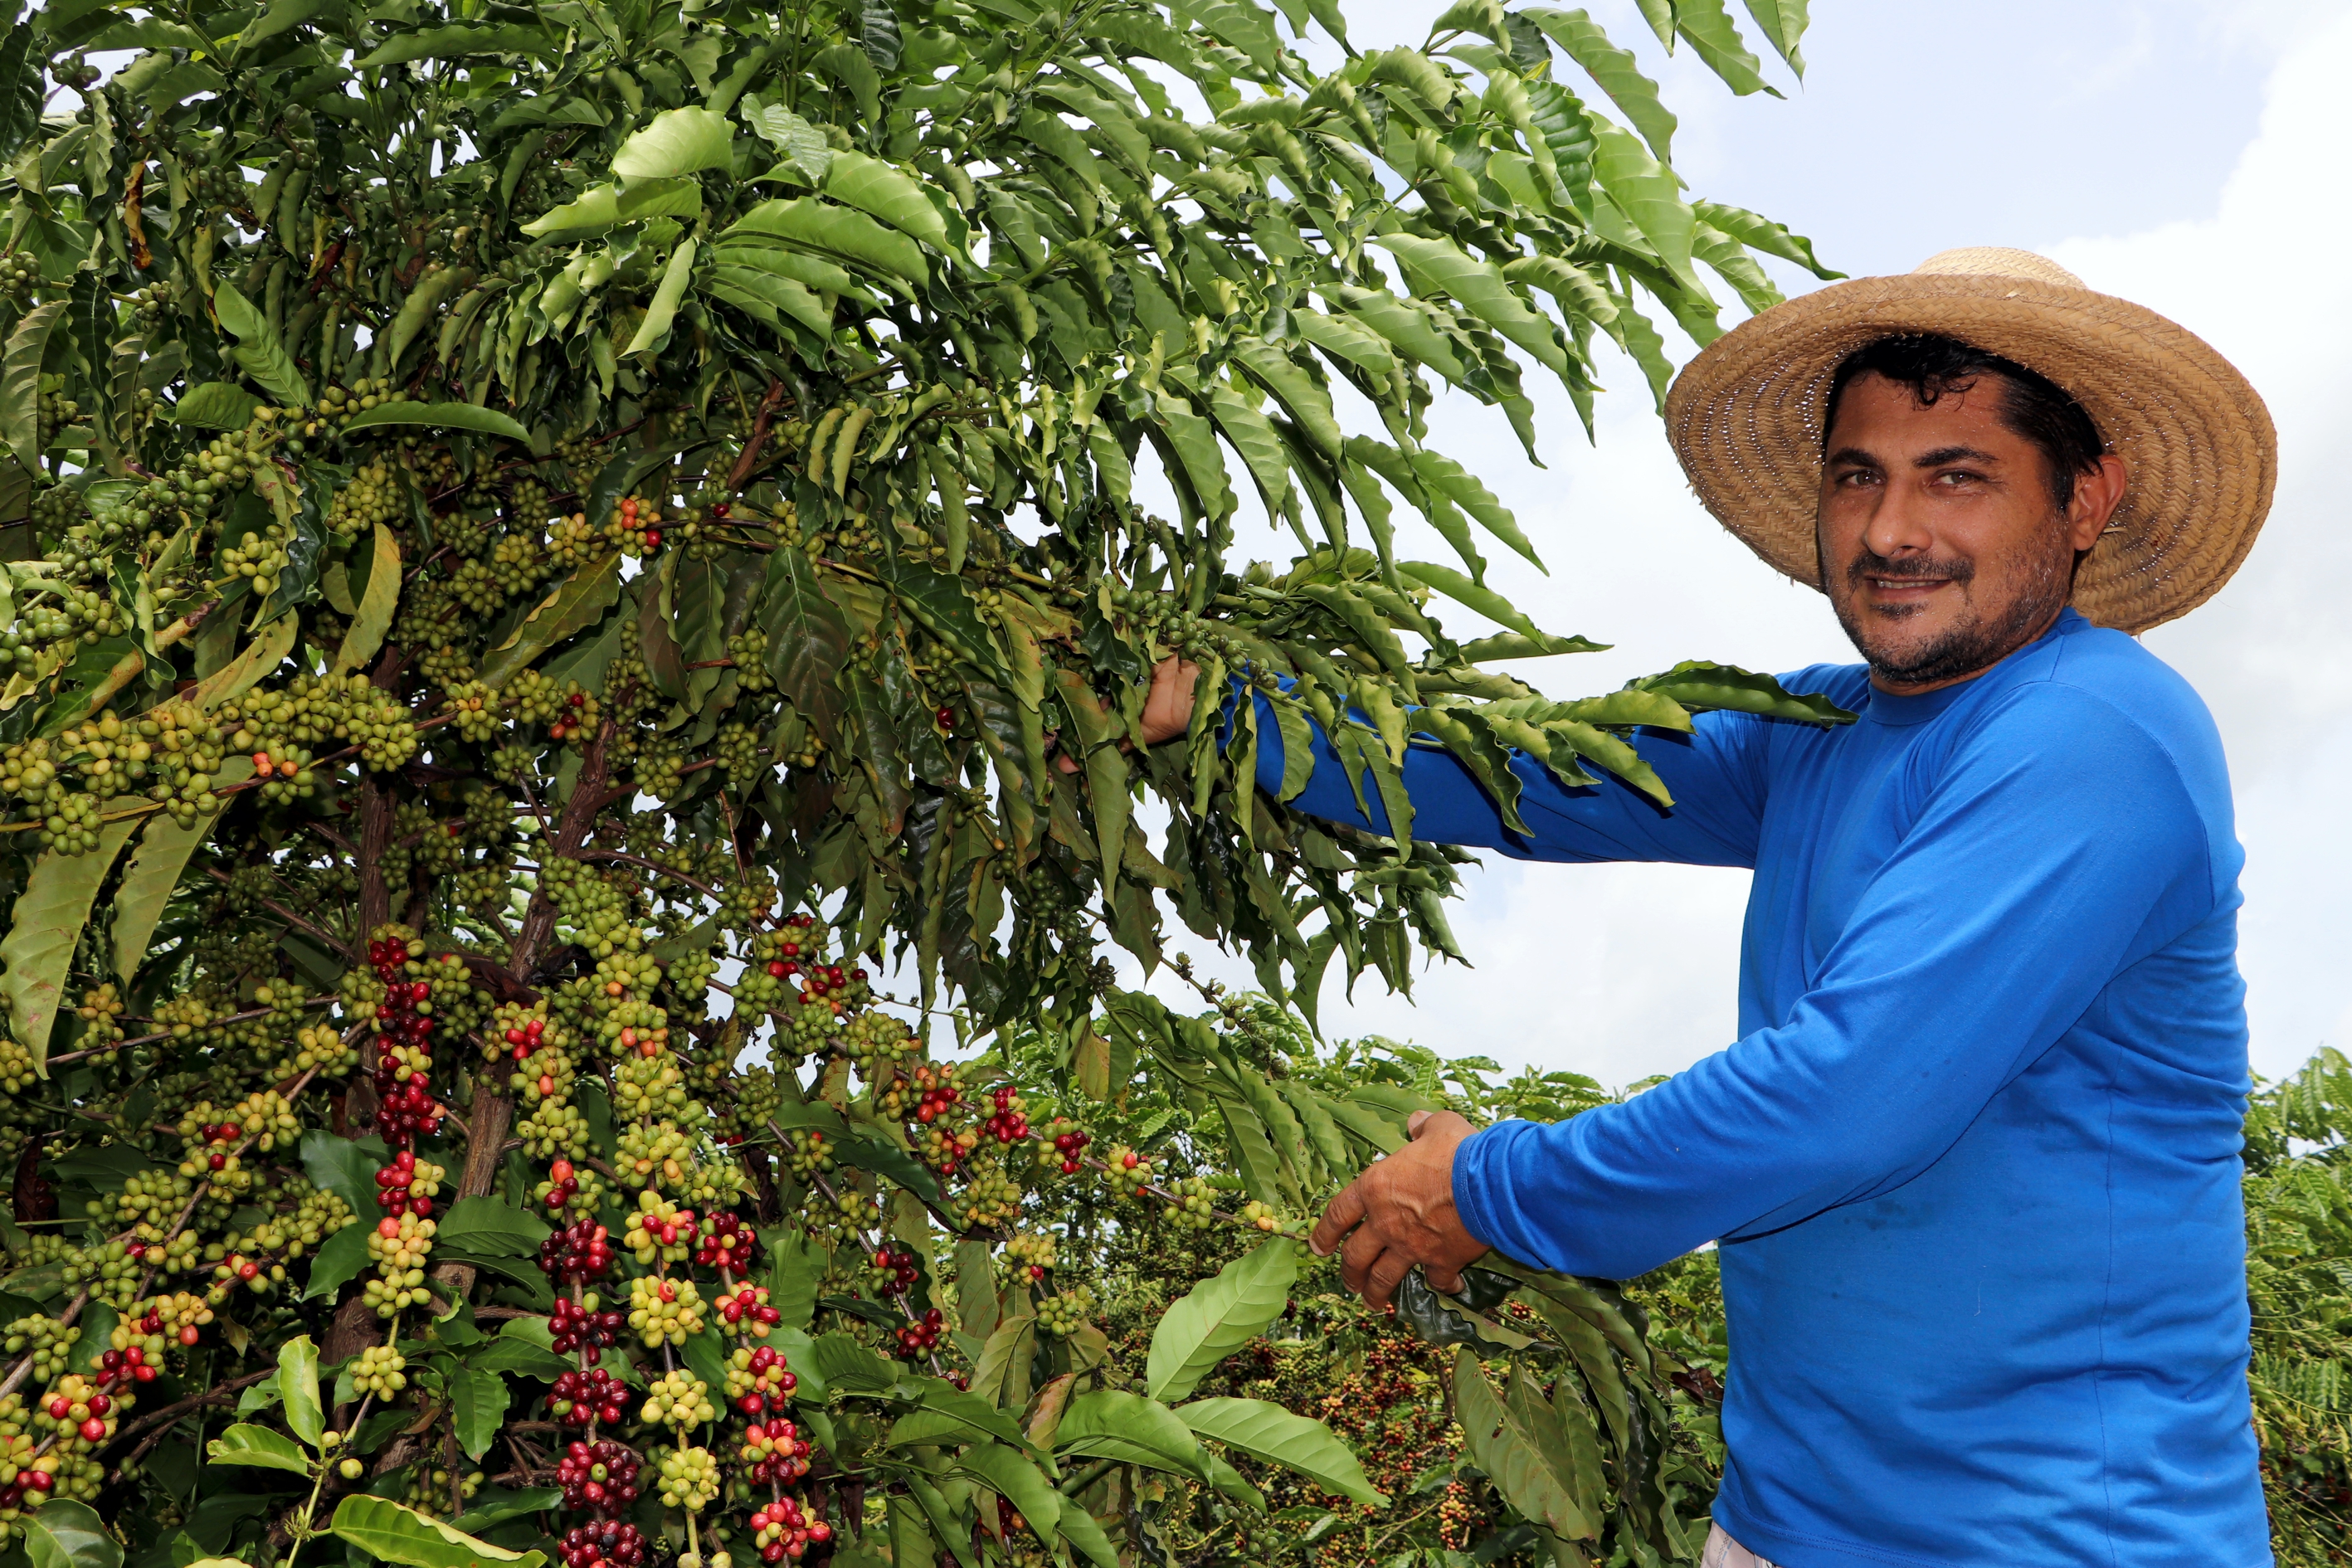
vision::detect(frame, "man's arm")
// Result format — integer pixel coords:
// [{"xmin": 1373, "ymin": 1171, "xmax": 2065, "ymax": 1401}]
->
[
  {"xmin": 1443, "ymin": 684, "xmax": 2220, "ymax": 1280},
  {"xmin": 1138, "ymin": 659, "xmax": 1778, "ymax": 868}
]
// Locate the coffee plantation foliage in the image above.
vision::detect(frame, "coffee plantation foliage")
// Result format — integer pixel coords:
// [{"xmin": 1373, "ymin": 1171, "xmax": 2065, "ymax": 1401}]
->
[
  {"xmin": 0, "ymin": 0, "xmax": 1859, "ymax": 1562},
  {"xmin": 2244, "ymin": 1047, "xmax": 2352, "ymax": 1566}
]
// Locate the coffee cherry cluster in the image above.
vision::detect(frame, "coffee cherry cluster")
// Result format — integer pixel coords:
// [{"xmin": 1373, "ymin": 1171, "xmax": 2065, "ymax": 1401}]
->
[
  {"xmin": 869, "ymin": 1245, "xmax": 922, "ymax": 1297},
  {"xmin": 363, "ymin": 1212, "xmax": 436, "ymax": 1316},
  {"xmin": 353, "ymin": 1344, "xmax": 408, "ymax": 1398},
  {"xmin": 1001, "ymin": 1231, "xmax": 1054, "ymax": 1284},
  {"xmin": 624, "ymin": 1192, "xmax": 699, "ymax": 1267},
  {"xmin": 1100, "ymin": 1145, "xmax": 1157, "ymax": 1198},
  {"xmin": 550, "ymin": 1367, "xmax": 631, "ymax": 1428},
  {"xmin": 558, "ymin": 1518, "xmax": 650, "ymax": 1568},
  {"xmin": 1035, "ymin": 1285, "xmax": 1093, "ymax": 1337},
  {"xmin": 556, "ymin": 1439, "xmax": 641, "ymax": 1512},
  {"xmin": 1166, "ymin": 1175, "xmax": 1217, "ymax": 1232},
  {"xmin": 723, "ymin": 1345, "xmax": 798, "ymax": 1416},
  {"xmin": 535, "ymin": 1153, "xmax": 586, "ymax": 1212},
  {"xmin": 610, "ymin": 495, "xmax": 665, "ymax": 556},
  {"xmin": 402, "ymin": 1463, "xmax": 483, "ymax": 1518},
  {"xmin": 655, "ymin": 1444, "xmax": 719, "ymax": 1512},
  {"xmin": 373, "ymin": 1149, "xmax": 444, "ymax": 1218},
  {"xmin": 39, "ymin": 1372, "xmax": 128, "ymax": 1448},
  {"xmin": 123, "ymin": 1293, "xmax": 212, "ymax": 1351},
  {"xmin": 747, "ymin": 1496, "xmax": 830, "ymax": 1561},
  {"xmin": 953, "ymin": 1168, "xmax": 1023, "ymax": 1230},
  {"xmin": 893, "ymin": 1307, "xmax": 946, "ymax": 1361},
  {"xmin": 549, "ymin": 1295, "xmax": 625, "ymax": 1362},
  {"xmin": 626, "ymin": 1274, "xmax": 705, "ymax": 1347},
  {"xmin": 738, "ymin": 1419, "xmax": 814, "ymax": 1487},
  {"xmin": 984, "ymin": 1085, "xmax": 1031, "ymax": 1144},
  {"xmin": 324, "ymin": 455, "xmax": 402, "ymax": 538},
  {"xmin": 640, "ymin": 1368, "xmax": 715, "ymax": 1429},
  {"xmin": 1, "ymin": 1319, "xmax": 76, "ymax": 1383},
  {"xmin": 540, "ymin": 1216, "xmax": 616, "ymax": 1283},
  {"xmin": 695, "ymin": 1213, "xmax": 757, "ymax": 1274},
  {"xmin": 364, "ymin": 930, "xmax": 446, "ymax": 1142},
  {"xmin": 714, "ymin": 1283, "xmax": 782, "ymax": 1337},
  {"xmin": 1041, "ymin": 1121, "xmax": 1093, "ymax": 1176}
]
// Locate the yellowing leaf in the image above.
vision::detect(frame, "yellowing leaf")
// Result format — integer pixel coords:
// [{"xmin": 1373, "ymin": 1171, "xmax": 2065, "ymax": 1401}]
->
[{"xmin": 0, "ymin": 818, "xmax": 139, "ymax": 1073}]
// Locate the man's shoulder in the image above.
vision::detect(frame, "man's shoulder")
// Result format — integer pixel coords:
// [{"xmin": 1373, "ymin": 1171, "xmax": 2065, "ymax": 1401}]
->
[{"xmin": 1997, "ymin": 616, "xmax": 2223, "ymax": 755}]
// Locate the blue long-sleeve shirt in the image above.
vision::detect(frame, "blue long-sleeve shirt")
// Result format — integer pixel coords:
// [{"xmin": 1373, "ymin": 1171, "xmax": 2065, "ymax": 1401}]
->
[{"xmin": 1258, "ymin": 609, "xmax": 2266, "ymax": 1568}]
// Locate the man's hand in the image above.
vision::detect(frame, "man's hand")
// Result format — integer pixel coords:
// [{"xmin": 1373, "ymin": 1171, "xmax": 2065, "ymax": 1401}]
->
[
  {"xmin": 1310, "ymin": 1110, "xmax": 1486, "ymax": 1312},
  {"xmin": 1054, "ymin": 657, "xmax": 1200, "ymax": 773},
  {"xmin": 1138, "ymin": 655, "xmax": 1201, "ymax": 746}
]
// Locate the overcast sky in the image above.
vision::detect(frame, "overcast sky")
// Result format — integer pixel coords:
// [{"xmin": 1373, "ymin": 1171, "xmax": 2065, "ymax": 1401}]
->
[{"xmin": 1123, "ymin": 0, "xmax": 2352, "ymax": 1088}]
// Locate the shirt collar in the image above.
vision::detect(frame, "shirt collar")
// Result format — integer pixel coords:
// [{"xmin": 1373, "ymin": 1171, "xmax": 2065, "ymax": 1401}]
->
[{"xmin": 1858, "ymin": 607, "xmax": 2087, "ymax": 728}]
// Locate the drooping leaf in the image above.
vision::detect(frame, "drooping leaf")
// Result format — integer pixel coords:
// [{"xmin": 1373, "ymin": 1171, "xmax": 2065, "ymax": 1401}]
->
[
  {"xmin": 481, "ymin": 554, "xmax": 624, "ymax": 687},
  {"xmin": 278, "ymin": 1335, "xmax": 325, "ymax": 1449},
  {"xmin": 333, "ymin": 524, "xmax": 403, "ymax": 674},
  {"xmin": 207, "ymin": 1423, "xmax": 315, "ymax": 1475},
  {"xmin": 357, "ymin": 23, "xmax": 558, "ymax": 67},
  {"xmin": 301, "ymin": 1219, "xmax": 373, "ymax": 1301},
  {"xmin": 1742, "ymin": 0, "xmax": 1809, "ymax": 75},
  {"xmin": 169, "ymin": 381, "xmax": 264, "ymax": 431},
  {"xmin": 211, "ymin": 282, "xmax": 310, "ymax": 410},
  {"xmin": 340, "ymin": 402, "xmax": 531, "ymax": 442},
  {"xmin": 1145, "ymin": 1239, "xmax": 1300, "ymax": 1402},
  {"xmin": 329, "ymin": 1494, "xmax": 547, "ymax": 1568},
  {"xmin": 611, "ymin": 107, "xmax": 736, "ymax": 180},
  {"xmin": 451, "ymin": 1365, "xmax": 512, "ymax": 1459},
  {"xmin": 1521, "ymin": 8, "xmax": 1677, "ymax": 161},
  {"xmin": 1675, "ymin": 0, "xmax": 1779, "ymax": 95},
  {"xmin": 1625, "ymin": 660, "xmax": 1857, "ymax": 723},
  {"xmin": 109, "ymin": 754, "xmax": 248, "ymax": 983},
  {"xmin": 0, "ymin": 819, "xmax": 139, "ymax": 1074},
  {"xmin": 16, "ymin": 1500, "xmax": 123, "ymax": 1568},
  {"xmin": 1178, "ymin": 1397, "xmax": 1388, "ymax": 1505},
  {"xmin": 1052, "ymin": 1390, "xmax": 1210, "ymax": 1479},
  {"xmin": 758, "ymin": 547, "xmax": 852, "ymax": 742},
  {"xmin": 822, "ymin": 151, "xmax": 951, "ymax": 252},
  {"xmin": 1449, "ymin": 1349, "xmax": 1598, "ymax": 1541},
  {"xmin": 0, "ymin": 299, "xmax": 67, "ymax": 468}
]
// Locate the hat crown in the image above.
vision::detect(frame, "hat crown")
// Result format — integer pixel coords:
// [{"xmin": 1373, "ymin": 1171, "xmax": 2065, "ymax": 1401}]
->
[{"xmin": 1910, "ymin": 246, "xmax": 2086, "ymax": 290}]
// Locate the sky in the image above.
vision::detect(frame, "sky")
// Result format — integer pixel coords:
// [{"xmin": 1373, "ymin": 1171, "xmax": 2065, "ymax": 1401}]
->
[{"xmin": 1118, "ymin": 0, "xmax": 2352, "ymax": 1087}]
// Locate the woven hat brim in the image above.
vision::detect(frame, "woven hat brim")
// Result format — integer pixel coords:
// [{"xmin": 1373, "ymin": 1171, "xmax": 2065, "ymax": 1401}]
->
[{"xmin": 1663, "ymin": 273, "xmax": 2277, "ymax": 635}]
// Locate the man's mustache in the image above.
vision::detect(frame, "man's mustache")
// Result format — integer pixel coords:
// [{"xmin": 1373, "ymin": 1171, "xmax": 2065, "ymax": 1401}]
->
[{"xmin": 1844, "ymin": 549, "xmax": 1975, "ymax": 589}]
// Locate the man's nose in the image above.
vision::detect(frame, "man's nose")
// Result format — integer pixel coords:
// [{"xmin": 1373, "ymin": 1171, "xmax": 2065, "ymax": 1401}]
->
[{"xmin": 1862, "ymin": 483, "xmax": 1936, "ymax": 558}]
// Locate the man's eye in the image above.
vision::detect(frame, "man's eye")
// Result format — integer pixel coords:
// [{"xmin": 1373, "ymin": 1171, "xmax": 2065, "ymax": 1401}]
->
[
  {"xmin": 1935, "ymin": 470, "xmax": 1984, "ymax": 487},
  {"xmin": 1834, "ymin": 470, "xmax": 1877, "ymax": 487}
]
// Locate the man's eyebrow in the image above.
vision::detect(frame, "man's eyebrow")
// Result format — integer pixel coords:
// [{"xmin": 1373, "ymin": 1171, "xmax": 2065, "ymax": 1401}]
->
[
  {"xmin": 1912, "ymin": 444, "xmax": 2000, "ymax": 469},
  {"xmin": 1824, "ymin": 446, "xmax": 1879, "ymax": 469}
]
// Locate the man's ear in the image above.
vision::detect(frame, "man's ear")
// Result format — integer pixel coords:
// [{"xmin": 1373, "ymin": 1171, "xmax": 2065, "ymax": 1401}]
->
[{"xmin": 2069, "ymin": 454, "xmax": 2130, "ymax": 552}]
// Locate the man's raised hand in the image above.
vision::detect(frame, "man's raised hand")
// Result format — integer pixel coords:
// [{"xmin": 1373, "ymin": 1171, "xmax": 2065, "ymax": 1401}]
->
[
  {"xmin": 1310, "ymin": 1109, "xmax": 1488, "ymax": 1312},
  {"xmin": 1054, "ymin": 655, "xmax": 1201, "ymax": 773}
]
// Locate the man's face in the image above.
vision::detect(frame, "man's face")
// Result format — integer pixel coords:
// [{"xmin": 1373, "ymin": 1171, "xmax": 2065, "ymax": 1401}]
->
[{"xmin": 1817, "ymin": 371, "xmax": 2121, "ymax": 692}]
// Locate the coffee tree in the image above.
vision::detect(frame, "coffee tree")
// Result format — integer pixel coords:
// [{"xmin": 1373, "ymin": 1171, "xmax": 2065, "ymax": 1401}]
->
[{"xmin": 0, "ymin": 0, "xmax": 1840, "ymax": 1564}]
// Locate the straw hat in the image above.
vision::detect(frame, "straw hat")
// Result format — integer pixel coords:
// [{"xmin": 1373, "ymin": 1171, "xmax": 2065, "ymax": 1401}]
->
[{"xmin": 1663, "ymin": 246, "xmax": 2276, "ymax": 634}]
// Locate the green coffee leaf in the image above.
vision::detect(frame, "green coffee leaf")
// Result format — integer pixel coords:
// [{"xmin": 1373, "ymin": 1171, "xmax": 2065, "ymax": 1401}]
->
[{"xmin": 1146, "ymin": 1239, "xmax": 1299, "ymax": 1402}]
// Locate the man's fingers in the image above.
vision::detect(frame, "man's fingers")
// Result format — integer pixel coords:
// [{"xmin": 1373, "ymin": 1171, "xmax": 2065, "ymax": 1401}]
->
[
  {"xmin": 1338, "ymin": 1220, "xmax": 1388, "ymax": 1300},
  {"xmin": 1426, "ymin": 1259, "xmax": 1466, "ymax": 1294},
  {"xmin": 1406, "ymin": 1110, "xmax": 1433, "ymax": 1138},
  {"xmin": 1362, "ymin": 1253, "xmax": 1413, "ymax": 1313},
  {"xmin": 1310, "ymin": 1180, "xmax": 1368, "ymax": 1258}
]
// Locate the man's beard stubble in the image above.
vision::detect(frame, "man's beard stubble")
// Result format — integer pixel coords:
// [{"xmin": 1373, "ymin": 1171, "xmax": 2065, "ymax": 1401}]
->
[{"xmin": 1824, "ymin": 532, "xmax": 2074, "ymax": 688}]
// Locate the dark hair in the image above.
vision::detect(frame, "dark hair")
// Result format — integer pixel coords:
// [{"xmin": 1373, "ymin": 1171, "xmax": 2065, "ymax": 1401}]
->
[{"xmin": 1824, "ymin": 333, "xmax": 2108, "ymax": 509}]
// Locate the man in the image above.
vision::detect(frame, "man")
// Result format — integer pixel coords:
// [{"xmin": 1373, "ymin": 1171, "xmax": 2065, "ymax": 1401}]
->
[{"xmin": 1140, "ymin": 250, "xmax": 2278, "ymax": 1566}]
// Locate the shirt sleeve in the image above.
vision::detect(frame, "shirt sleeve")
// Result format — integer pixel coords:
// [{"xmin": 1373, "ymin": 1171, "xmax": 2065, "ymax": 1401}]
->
[
  {"xmin": 1450, "ymin": 683, "xmax": 2220, "ymax": 1280},
  {"xmin": 1251, "ymin": 689, "xmax": 1771, "ymax": 869}
]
